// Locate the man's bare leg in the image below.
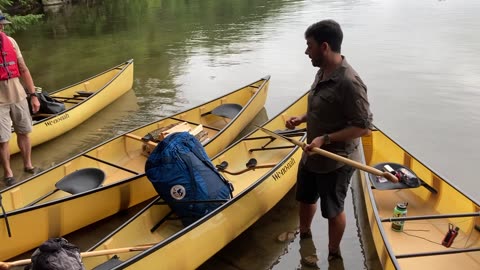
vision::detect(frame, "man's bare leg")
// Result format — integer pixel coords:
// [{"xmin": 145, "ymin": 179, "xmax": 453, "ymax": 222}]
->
[
  {"xmin": 0, "ymin": 141, "xmax": 13, "ymax": 178},
  {"xmin": 299, "ymin": 202, "xmax": 317, "ymax": 234},
  {"xmin": 17, "ymin": 133, "xmax": 33, "ymax": 170},
  {"xmin": 328, "ymin": 210, "xmax": 346, "ymax": 253}
]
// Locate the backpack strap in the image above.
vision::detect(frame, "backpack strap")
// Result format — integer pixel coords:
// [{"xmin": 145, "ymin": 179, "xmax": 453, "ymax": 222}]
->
[{"xmin": 189, "ymin": 144, "xmax": 234, "ymax": 197}]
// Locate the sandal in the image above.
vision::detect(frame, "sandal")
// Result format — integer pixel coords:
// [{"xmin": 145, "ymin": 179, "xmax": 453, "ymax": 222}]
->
[
  {"xmin": 300, "ymin": 229, "xmax": 312, "ymax": 240},
  {"xmin": 3, "ymin": 176, "xmax": 16, "ymax": 186},
  {"xmin": 24, "ymin": 167, "xmax": 41, "ymax": 174},
  {"xmin": 328, "ymin": 250, "xmax": 342, "ymax": 261},
  {"xmin": 301, "ymin": 254, "xmax": 319, "ymax": 268},
  {"xmin": 276, "ymin": 230, "xmax": 298, "ymax": 243}
]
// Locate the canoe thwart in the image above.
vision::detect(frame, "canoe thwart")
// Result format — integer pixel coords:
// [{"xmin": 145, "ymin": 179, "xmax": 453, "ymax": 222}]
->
[
  {"xmin": 141, "ymin": 122, "xmax": 204, "ymax": 142},
  {"xmin": 396, "ymin": 247, "xmax": 480, "ymax": 259},
  {"xmin": 201, "ymin": 103, "xmax": 243, "ymax": 119},
  {"xmin": 216, "ymin": 158, "xmax": 277, "ymax": 175},
  {"xmin": 150, "ymin": 210, "xmax": 174, "ymax": 233},
  {"xmin": 140, "ymin": 122, "xmax": 208, "ymax": 156},
  {"xmin": 83, "ymin": 154, "xmax": 140, "ymax": 176},
  {"xmin": 249, "ymin": 145, "xmax": 295, "ymax": 153},
  {"xmin": 381, "ymin": 211, "xmax": 480, "ymax": 222},
  {"xmin": 245, "ymin": 129, "xmax": 305, "ymax": 153}
]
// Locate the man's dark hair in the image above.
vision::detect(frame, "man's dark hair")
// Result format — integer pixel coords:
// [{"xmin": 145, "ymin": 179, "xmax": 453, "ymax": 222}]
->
[{"xmin": 305, "ymin": 20, "xmax": 343, "ymax": 53}]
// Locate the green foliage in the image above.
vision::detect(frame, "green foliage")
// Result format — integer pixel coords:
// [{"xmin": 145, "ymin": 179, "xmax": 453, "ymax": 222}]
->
[
  {"xmin": 0, "ymin": 0, "xmax": 12, "ymax": 10},
  {"xmin": 6, "ymin": 14, "xmax": 43, "ymax": 34},
  {"xmin": 0, "ymin": 0, "xmax": 43, "ymax": 34}
]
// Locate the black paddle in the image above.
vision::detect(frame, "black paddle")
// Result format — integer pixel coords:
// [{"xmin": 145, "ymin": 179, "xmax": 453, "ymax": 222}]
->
[
  {"xmin": 26, "ymin": 168, "xmax": 106, "ymax": 207},
  {"xmin": 0, "ymin": 194, "xmax": 11, "ymax": 237}
]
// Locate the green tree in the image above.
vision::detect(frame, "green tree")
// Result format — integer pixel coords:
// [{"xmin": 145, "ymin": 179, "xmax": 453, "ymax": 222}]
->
[{"xmin": 0, "ymin": 0, "xmax": 42, "ymax": 34}]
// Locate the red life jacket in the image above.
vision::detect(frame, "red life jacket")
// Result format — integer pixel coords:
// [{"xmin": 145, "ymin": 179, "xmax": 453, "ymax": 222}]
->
[{"xmin": 0, "ymin": 32, "xmax": 20, "ymax": 80}]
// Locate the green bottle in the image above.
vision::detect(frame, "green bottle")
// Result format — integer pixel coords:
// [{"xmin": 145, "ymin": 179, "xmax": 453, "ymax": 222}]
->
[{"xmin": 391, "ymin": 202, "xmax": 408, "ymax": 232}]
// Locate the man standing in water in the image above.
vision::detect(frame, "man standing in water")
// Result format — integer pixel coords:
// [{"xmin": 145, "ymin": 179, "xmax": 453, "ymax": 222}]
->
[
  {"xmin": 0, "ymin": 11, "xmax": 40, "ymax": 186},
  {"xmin": 285, "ymin": 19, "xmax": 373, "ymax": 262}
]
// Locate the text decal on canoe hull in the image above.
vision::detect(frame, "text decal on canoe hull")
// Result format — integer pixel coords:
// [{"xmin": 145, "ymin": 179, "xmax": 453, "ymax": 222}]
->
[
  {"xmin": 44, "ymin": 113, "xmax": 70, "ymax": 127},
  {"xmin": 272, "ymin": 158, "xmax": 295, "ymax": 181}
]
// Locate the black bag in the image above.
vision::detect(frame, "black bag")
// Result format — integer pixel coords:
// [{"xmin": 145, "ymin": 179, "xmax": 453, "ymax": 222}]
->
[
  {"xmin": 24, "ymin": 237, "xmax": 85, "ymax": 270},
  {"xmin": 28, "ymin": 91, "xmax": 66, "ymax": 115}
]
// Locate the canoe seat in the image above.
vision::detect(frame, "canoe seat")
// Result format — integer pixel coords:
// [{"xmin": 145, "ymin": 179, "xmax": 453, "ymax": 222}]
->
[
  {"xmin": 202, "ymin": 103, "xmax": 243, "ymax": 119},
  {"xmin": 74, "ymin": 91, "xmax": 94, "ymax": 98},
  {"xmin": 369, "ymin": 162, "xmax": 437, "ymax": 193},
  {"xmin": 56, "ymin": 168, "xmax": 105, "ymax": 194}
]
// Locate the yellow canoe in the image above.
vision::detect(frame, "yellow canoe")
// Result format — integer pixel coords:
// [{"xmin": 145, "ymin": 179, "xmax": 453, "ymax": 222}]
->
[
  {"xmin": 358, "ymin": 128, "xmax": 480, "ymax": 270},
  {"xmin": 0, "ymin": 76, "xmax": 269, "ymax": 261},
  {"xmin": 81, "ymin": 92, "xmax": 308, "ymax": 270},
  {"xmin": 8, "ymin": 59, "xmax": 134, "ymax": 155}
]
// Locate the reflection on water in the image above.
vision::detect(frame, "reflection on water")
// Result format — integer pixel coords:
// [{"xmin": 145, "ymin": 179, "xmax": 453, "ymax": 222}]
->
[{"xmin": 5, "ymin": 0, "xmax": 480, "ymax": 268}]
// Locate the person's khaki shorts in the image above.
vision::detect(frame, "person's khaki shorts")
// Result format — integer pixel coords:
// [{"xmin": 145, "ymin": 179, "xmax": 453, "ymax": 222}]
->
[{"xmin": 0, "ymin": 99, "xmax": 32, "ymax": 143}]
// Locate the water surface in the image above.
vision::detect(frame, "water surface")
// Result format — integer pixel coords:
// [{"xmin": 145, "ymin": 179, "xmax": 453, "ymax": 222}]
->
[{"xmin": 6, "ymin": 0, "xmax": 480, "ymax": 268}]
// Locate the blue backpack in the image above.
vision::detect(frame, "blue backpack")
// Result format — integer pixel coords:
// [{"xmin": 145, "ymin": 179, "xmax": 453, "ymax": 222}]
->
[{"xmin": 145, "ymin": 132, "xmax": 233, "ymax": 226}]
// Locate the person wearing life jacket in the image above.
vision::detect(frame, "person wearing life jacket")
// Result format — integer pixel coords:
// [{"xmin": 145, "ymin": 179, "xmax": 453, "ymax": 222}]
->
[{"xmin": 0, "ymin": 11, "xmax": 40, "ymax": 187}]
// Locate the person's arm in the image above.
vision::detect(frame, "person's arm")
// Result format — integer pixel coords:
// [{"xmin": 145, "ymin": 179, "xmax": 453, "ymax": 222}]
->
[
  {"xmin": 326, "ymin": 126, "xmax": 370, "ymax": 142},
  {"xmin": 285, "ymin": 114, "xmax": 307, "ymax": 129},
  {"xmin": 18, "ymin": 57, "xmax": 40, "ymax": 113},
  {"xmin": 305, "ymin": 126, "xmax": 370, "ymax": 151},
  {"xmin": 306, "ymin": 78, "xmax": 373, "ymax": 151}
]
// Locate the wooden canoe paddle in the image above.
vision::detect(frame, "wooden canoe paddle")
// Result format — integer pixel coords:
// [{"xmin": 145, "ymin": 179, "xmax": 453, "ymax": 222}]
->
[
  {"xmin": 0, "ymin": 243, "xmax": 154, "ymax": 270},
  {"xmin": 256, "ymin": 126, "xmax": 399, "ymax": 183}
]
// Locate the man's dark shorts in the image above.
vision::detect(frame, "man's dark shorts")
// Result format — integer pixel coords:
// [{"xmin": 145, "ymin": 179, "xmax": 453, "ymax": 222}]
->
[{"xmin": 295, "ymin": 164, "xmax": 355, "ymax": 219}]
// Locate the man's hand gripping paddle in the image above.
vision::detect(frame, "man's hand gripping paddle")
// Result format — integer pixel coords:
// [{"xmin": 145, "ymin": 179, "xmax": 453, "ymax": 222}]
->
[{"xmin": 255, "ymin": 126, "xmax": 399, "ymax": 183}]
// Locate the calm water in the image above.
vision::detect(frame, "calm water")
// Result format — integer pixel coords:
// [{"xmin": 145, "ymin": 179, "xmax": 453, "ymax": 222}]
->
[{"xmin": 6, "ymin": 0, "xmax": 480, "ymax": 268}]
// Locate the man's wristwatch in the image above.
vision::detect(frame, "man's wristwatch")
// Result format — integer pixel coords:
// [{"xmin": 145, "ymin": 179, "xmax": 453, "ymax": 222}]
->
[
  {"xmin": 27, "ymin": 92, "xmax": 38, "ymax": 98},
  {"xmin": 322, "ymin": 134, "xmax": 331, "ymax": 145}
]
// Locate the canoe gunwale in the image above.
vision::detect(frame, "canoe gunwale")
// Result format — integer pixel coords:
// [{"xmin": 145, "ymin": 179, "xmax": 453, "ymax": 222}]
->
[
  {"xmin": 359, "ymin": 142, "xmax": 402, "ymax": 270},
  {"xmin": 49, "ymin": 59, "xmax": 134, "ymax": 96},
  {"xmin": 370, "ymin": 128, "xmax": 480, "ymax": 206},
  {"xmin": 101, "ymin": 132, "xmax": 306, "ymax": 268},
  {"xmin": 88, "ymin": 132, "xmax": 306, "ymax": 253},
  {"xmin": 0, "ymin": 76, "xmax": 270, "ymax": 261},
  {"xmin": 1, "ymin": 76, "xmax": 270, "ymax": 194},
  {"xmin": 1, "ymin": 173, "xmax": 144, "ymax": 217},
  {"xmin": 360, "ymin": 127, "xmax": 480, "ymax": 269},
  {"xmin": 32, "ymin": 59, "xmax": 134, "ymax": 124},
  {"xmin": 198, "ymin": 76, "xmax": 270, "ymax": 148},
  {"xmin": 99, "ymin": 92, "xmax": 308, "ymax": 269}
]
